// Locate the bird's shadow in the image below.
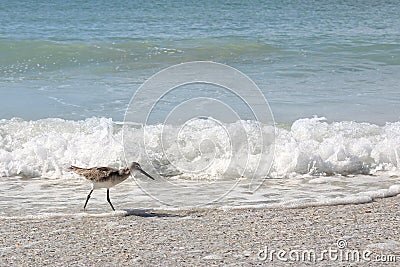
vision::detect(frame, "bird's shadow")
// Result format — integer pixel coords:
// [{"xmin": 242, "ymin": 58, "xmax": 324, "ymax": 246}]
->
[{"xmin": 123, "ymin": 208, "xmax": 183, "ymax": 218}]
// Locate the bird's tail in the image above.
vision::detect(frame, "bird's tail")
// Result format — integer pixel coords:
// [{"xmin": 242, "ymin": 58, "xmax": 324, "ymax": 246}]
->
[{"xmin": 68, "ymin": 165, "xmax": 85, "ymax": 171}]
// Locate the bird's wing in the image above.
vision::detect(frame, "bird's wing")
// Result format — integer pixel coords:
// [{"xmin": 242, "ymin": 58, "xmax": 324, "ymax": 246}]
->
[
  {"xmin": 95, "ymin": 167, "xmax": 119, "ymax": 176},
  {"xmin": 69, "ymin": 166, "xmax": 119, "ymax": 181}
]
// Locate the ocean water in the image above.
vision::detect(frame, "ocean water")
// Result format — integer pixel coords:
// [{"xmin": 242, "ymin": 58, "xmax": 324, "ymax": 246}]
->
[{"xmin": 1, "ymin": 0, "xmax": 400, "ymax": 217}]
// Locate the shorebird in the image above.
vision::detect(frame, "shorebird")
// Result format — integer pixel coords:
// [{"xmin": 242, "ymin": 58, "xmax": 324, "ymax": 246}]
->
[{"xmin": 68, "ymin": 162, "xmax": 154, "ymax": 211}]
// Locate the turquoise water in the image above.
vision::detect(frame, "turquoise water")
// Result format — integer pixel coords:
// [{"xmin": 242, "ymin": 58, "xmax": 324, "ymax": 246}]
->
[
  {"xmin": 1, "ymin": 0, "xmax": 399, "ymax": 123},
  {"xmin": 1, "ymin": 0, "xmax": 400, "ymax": 213}
]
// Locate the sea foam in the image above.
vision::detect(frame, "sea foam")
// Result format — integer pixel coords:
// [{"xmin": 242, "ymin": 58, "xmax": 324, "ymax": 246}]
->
[{"xmin": 0, "ymin": 117, "xmax": 399, "ymax": 179}]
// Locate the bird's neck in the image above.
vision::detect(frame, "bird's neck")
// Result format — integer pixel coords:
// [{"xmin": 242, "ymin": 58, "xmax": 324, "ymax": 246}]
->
[{"xmin": 118, "ymin": 167, "xmax": 130, "ymax": 176}]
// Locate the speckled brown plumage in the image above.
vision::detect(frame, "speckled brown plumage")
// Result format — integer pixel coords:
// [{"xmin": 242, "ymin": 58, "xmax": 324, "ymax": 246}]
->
[{"xmin": 68, "ymin": 165, "xmax": 129, "ymax": 183}]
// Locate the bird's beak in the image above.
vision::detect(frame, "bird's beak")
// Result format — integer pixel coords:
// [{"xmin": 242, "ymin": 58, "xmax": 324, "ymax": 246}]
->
[{"xmin": 139, "ymin": 168, "xmax": 155, "ymax": 180}]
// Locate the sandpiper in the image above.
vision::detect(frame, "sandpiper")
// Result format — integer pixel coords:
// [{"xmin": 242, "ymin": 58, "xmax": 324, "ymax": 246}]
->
[{"xmin": 68, "ymin": 162, "xmax": 154, "ymax": 211}]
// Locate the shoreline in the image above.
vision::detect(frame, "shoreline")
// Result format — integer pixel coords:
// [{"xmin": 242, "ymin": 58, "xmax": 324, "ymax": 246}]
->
[{"xmin": 1, "ymin": 195, "xmax": 399, "ymax": 266}]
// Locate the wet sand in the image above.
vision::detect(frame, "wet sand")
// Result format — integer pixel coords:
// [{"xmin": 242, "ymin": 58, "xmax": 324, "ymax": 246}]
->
[{"xmin": 1, "ymin": 195, "xmax": 399, "ymax": 266}]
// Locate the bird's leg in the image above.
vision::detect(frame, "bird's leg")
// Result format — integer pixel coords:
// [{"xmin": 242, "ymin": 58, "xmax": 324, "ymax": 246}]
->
[
  {"xmin": 106, "ymin": 189, "xmax": 115, "ymax": 211},
  {"xmin": 84, "ymin": 189, "xmax": 93, "ymax": 211}
]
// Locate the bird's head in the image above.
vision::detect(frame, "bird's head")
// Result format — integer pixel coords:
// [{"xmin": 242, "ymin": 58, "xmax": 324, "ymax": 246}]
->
[{"xmin": 128, "ymin": 162, "xmax": 154, "ymax": 180}]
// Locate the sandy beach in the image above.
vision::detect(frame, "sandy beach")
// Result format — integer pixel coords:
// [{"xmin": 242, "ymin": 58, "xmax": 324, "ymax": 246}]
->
[{"xmin": 1, "ymin": 195, "xmax": 399, "ymax": 266}]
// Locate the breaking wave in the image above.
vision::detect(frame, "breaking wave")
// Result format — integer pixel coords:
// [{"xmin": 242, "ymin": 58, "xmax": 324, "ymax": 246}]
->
[{"xmin": 1, "ymin": 116, "xmax": 399, "ymax": 179}]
